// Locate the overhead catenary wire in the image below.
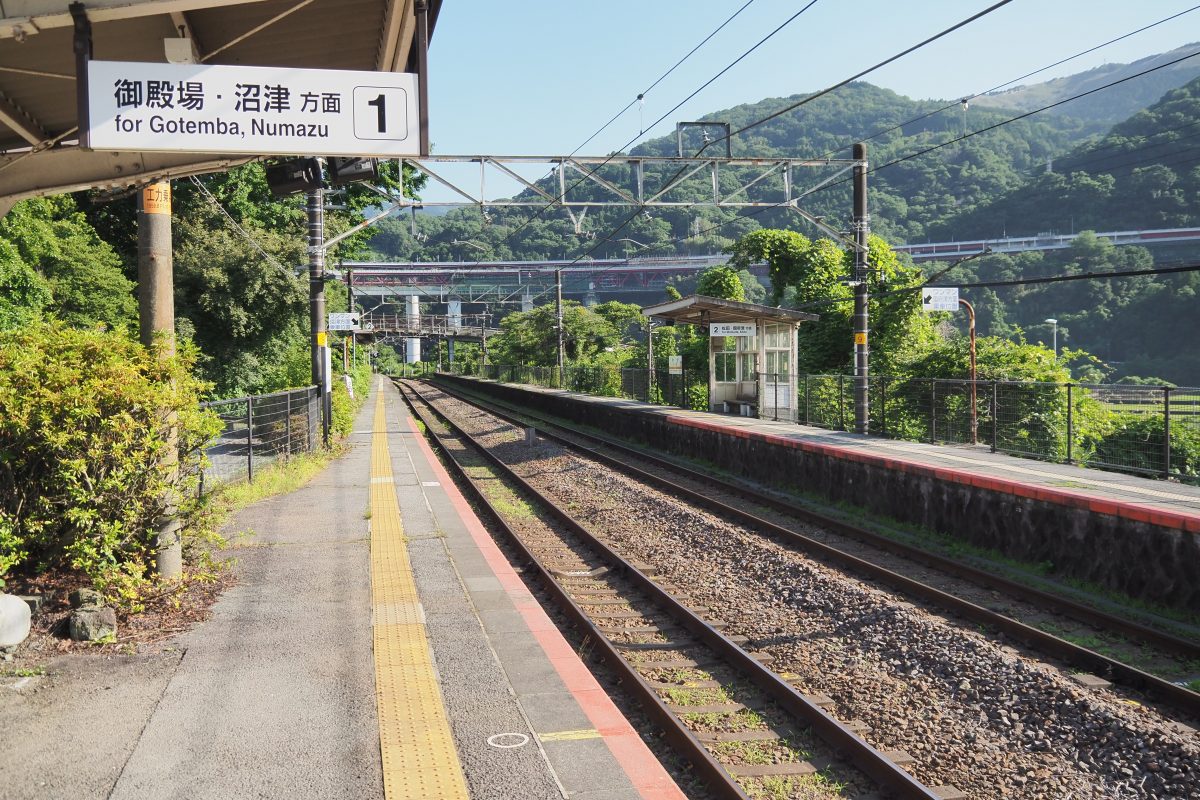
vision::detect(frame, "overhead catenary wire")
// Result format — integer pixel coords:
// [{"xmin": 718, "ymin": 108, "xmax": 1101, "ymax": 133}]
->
[{"xmin": 188, "ymin": 175, "xmax": 292, "ymax": 275}]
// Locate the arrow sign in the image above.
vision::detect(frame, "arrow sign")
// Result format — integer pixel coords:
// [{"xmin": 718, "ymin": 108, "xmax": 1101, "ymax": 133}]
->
[{"xmin": 922, "ymin": 287, "xmax": 959, "ymax": 312}]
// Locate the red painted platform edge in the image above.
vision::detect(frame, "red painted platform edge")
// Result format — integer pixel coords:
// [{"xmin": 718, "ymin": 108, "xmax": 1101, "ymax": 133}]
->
[
  {"xmin": 402, "ymin": 410, "xmax": 688, "ymax": 800},
  {"xmin": 661, "ymin": 413, "xmax": 1200, "ymax": 533}
]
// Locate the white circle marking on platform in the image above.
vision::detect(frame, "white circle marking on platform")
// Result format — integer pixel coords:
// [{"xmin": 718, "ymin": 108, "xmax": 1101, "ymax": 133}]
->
[{"xmin": 487, "ymin": 733, "xmax": 530, "ymax": 749}]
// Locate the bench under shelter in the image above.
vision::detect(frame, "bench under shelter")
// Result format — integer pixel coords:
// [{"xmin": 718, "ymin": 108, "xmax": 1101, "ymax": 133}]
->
[{"xmin": 641, "ymin": 294, "xmax": 818, "ymax": 421}]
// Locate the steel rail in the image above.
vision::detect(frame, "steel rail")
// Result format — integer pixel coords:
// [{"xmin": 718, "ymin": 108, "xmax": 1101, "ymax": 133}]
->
[
  {"xmin": 397, "ymin": 379, "xmax": 942, "ymax": 800},
  {"xmin": 395, "ymin": 383, "xmax": 750, "ymax": 800},
  {"xmin": 429, "ymin": 375, "xmax": 1200, "ymax": 718}
]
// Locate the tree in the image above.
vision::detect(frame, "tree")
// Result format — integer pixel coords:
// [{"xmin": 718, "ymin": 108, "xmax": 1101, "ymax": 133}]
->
[
  {"xmin": 0, "ymin": 241, "xmax": 51, "ymax": 331},
  {"xmin": 727, "ymin": 229, "xmax": 936, "ymax": 375},
  {"xmin": 0, "ymin": 196, "xmax": 136, "ymax": 330},
  {"xmin": 172, "ymin": 204, "xmax": 308, "ymax": 396},
  {"xmin": 696, "ymin": 265, "xmax": 746, "ymax": 301},
  {"xmin": 489, "ymin": 302, "xmax": 623, "ymax": 366}
]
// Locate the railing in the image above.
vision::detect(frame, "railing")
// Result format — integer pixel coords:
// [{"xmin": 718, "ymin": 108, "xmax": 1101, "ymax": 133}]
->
[
  {"xmin": 199, "ymin": 386, "xmax": 320, "ymax": 492},
  {"xmin": 442, "ymin": 363, "xmax": 1200, "ymax": 484}
]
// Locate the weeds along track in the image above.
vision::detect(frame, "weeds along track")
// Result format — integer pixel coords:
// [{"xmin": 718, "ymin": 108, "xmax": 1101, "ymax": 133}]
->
[
  {"xmin": 403, "ymin": 379, "xmax": 1200, "ymax": 800},
  {"xmin": 397, "ymin": 381, "xmax": 940, "ymax": 800}
]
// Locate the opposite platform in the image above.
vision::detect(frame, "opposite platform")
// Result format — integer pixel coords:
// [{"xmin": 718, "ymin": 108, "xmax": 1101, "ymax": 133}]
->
[{"xmin": 437, "ymin": 374, "xmax": 1200, "ymax": 612}]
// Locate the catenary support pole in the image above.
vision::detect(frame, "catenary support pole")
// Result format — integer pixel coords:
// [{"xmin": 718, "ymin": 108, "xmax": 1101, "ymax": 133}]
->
[
  {"xmin": 347, "ymin": 265, "xmax": 356, "ymax": 367},
  {"xmin": 307, "ymin": 167, "xmax": 331, "ymax": 447},
  {"xmin": 138, "ymin": 181, "xmax": 181, "ymax": 579},
  {"xmin": 852, "ymin": 142, "xmax": 870, "ymax": 434},
  {"xmin": 555, "ymin": 269, "xmax": 565, "ymax": 381}
]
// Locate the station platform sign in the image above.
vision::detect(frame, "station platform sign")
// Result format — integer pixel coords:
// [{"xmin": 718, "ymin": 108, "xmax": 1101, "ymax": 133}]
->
[{"xmin": 85, "ymin": 61, "xmax": 420, "ymax": 157}]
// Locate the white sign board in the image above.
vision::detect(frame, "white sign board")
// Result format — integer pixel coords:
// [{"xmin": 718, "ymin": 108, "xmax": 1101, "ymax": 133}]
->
[
  {"xmin": 921, "ymin": 287, "xmax": 960, "ymax": 312},
  {"xmin": 86, "ymin": 61, "xmax": 420, "ymax": 157},
  {"xmin": 668, "ymin": 355, "xmax": 683, "ymax": 375},
  {"xmin": 328, "ymin": 313, "xmax": 360, "ymax": 331},
  {"xmin": 709, "ymin": 323, "xmax": 756, "ymax": 337}
]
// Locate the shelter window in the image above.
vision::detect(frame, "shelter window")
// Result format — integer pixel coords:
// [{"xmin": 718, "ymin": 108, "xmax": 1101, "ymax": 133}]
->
[
  {"xmin": 714, "ymin": 336, "xmax": 736, "ymax": 383},
  {"xmin": 764, "ymin": 324, "xmax": 791, "ymax": 381}
]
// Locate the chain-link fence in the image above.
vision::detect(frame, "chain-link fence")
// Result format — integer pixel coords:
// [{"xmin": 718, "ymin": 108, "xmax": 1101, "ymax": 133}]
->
[
  {"xmin": 443, "ymin": 363, "xmax": 1199, "ymax": 483},
  {"xmin": 200, "ymin": 386, "xmax": 320, "ymax": 492}
]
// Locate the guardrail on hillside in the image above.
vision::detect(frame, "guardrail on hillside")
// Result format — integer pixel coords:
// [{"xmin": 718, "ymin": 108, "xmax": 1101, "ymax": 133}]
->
[
  {"xmin": 199, "ymin": 386, "xmax": 320, "ymax": 492},
  {"xmin": 443, "ymin": 364, "xmax": 1199, "ymax": 484}
]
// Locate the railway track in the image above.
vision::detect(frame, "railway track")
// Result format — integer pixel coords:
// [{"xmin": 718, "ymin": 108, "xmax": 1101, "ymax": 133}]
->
[
  {"xmin": 396, "ymin": 380, "xmax": 946, "ymax": 800},
  {"xmin": 428, "ymin": 375, "xmax": 1200, "ymax": 711},
  {"xmin": 403, "ymin": 378, "xmax": 1200, "ymax": 798}
]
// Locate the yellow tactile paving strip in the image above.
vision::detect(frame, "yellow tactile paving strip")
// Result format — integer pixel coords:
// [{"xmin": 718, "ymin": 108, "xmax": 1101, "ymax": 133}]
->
[{"xmin": 370, "ymin": 389, "xmax": 470, "ymax": 800}]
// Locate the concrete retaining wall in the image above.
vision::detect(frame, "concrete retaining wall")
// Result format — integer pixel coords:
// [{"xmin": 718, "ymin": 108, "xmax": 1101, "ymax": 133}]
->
[{"xmin": 437, "ymin": 374, "xmax": 1200, "ymax": 612}]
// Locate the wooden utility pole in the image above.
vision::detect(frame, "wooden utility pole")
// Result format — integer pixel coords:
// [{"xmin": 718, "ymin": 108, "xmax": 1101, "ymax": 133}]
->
[{"xmin": 138, "ymin": 181, "xmax": 181, "ymax": 579}]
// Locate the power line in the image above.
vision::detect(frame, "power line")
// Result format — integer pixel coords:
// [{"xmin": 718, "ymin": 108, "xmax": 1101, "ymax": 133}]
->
[
  {"xmin": 813, "ymin": 4, "xmax": 1200, "ymax": 161},
  {"xmin": 562, "ymin": 0, "xmax": 1021, "ymax": 284},
  {"xmin": 496, "ymin": 0, "xmax": 816, "ymax": 247},
  {"xmin": 724, "ymin": 0, "xmax": 1016, "ymax": 145},
  {"xmin": 441, "ymin": 0, "xmax": 768, "ymax": 293},
  {"xmin": 852, "ymin": 47, "xmax": 1200, "ymax": 181},
  {"xmin": 614, "ymin": 43, "xmax": 1200, "ymax": 261},
  {"xmin": 572, "ymin": 0, "xmax": 758, "ymax": 155}
]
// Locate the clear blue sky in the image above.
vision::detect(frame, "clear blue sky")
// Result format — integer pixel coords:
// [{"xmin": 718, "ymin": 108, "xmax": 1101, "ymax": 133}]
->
[{"xmin": 427, "ymin": 0, "xmax": 1198, "ymax": 160}]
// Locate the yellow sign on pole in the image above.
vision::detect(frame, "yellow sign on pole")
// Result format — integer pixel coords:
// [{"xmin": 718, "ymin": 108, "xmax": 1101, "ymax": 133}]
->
[
  {"xmin": 316, "ymin": 331, "xmax": 328, "ymax": 347},
  {"xmin": 141, "ymin": 182, "xmax": 171, "ymax": 215},
  {"xmin": 854, "ymin": 332, "xmax": 868, "ymax": 345}
]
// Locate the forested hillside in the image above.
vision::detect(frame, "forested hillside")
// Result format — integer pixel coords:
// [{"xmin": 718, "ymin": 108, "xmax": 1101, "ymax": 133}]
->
[
  {"xmin": 969, "ymin": 43, "xmax": 1200, "ymax": 129},
  {"xmin": 935, "ymin": 76, "xmax": 1200, "ymax": 238}
]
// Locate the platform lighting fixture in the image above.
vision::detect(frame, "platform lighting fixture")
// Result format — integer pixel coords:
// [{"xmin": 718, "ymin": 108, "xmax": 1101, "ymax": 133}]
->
[{"xmin": 1045, "ymin": 318, "xmax": 1058, "ymax": 359}]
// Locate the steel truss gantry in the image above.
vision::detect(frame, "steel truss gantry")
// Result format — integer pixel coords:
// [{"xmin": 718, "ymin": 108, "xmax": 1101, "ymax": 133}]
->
[{"xmin": 367, "ymin": 154, "xmax": 867, "ymax": 252}]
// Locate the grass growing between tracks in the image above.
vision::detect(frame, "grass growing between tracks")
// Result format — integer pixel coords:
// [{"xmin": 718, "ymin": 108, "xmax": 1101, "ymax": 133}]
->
[{"xmin": 744, "ymin": 771, "xmax": 849, "ymax": 800}]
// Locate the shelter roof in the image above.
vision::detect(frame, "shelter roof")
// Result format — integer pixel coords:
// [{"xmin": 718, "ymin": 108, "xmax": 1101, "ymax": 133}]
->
[
  {"xmin": 0, "ymin": 0, "xmax": 441, "ymax": 209},
  {"xmin": 642, "ymin": 294, "xmax": 818, "ymax": 325}
]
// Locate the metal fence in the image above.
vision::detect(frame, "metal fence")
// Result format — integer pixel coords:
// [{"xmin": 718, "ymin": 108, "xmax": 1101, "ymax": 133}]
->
[
  {"xmin": 199, "ymin": 386, "xmax": 320, "ymax": 492},
  {"xmin": 443, "ymin": 363, "xmax": 1200, "ymax": 483}
]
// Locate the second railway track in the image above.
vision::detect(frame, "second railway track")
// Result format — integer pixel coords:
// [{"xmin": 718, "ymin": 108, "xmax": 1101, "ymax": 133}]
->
[{"xmin": 400, "ymin": 378, "xmax": 1200, "ymax": 799}]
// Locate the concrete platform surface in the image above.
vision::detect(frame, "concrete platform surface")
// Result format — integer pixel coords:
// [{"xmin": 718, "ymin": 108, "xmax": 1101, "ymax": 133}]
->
[{"xmin": 0, "ymin": 382, "xmax": 684, "ymax": 800}]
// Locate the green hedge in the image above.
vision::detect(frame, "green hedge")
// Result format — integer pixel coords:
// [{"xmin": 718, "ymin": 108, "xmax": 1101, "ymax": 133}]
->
[{"xmin": 0, "ymin": 324, "xmax": 220, "ymax": 586}]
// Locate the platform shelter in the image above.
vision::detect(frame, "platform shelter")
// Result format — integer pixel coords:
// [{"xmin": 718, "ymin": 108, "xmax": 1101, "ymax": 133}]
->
[{"xmin": 642, "ymin": 294, "xmax": 817, "ymax": 421}]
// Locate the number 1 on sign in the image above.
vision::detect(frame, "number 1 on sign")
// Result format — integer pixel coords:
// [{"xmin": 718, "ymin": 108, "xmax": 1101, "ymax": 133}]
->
[
  {"xmin": 353, "ymin": 86, "xmax": 410, "ymax": 142},
  {"xmin": 367, "ymin": 94, "xmax": 386, "ymax": 133}
]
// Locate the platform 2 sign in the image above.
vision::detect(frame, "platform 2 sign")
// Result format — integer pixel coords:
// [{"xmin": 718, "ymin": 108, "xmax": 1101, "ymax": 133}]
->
[
  {"xmin": 84, "ymin": 61, "xmax": 420, "ymax": 157},
  {"xmin": 709, "ymin": 323, "xmax": 756, "ymax": 337}
]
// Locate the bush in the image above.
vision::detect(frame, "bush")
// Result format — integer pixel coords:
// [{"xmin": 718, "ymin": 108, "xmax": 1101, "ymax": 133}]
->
[
  {"xmin": 0, "ymin": 324, "xmax": 220, "ymax": 586},
  {"xmin": 1090, "ymin": 413, "xmax": 1200, "ymax": 481}
]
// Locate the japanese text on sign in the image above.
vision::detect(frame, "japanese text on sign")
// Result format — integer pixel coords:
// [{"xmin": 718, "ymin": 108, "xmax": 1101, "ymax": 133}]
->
[
  {"xmin": 87, "ymin": 61, "xmax": 420, "ymax": 157},
  {"xmin": 921, "ymin": 287, "xmax": 960, "ymax": 312},
  {"xmin": 709, "ymin": 323, "xmax": 756, "ymax": 337}
]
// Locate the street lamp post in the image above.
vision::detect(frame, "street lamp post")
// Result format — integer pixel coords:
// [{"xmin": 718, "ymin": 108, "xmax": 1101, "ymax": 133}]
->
[
  {"xmin": 960, "ymin": 299, "xmax": 978, "ymax": 445},
  {"xmin": 1045, "ymin": 318, "xmax": 1058, "ymax": 360}
]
